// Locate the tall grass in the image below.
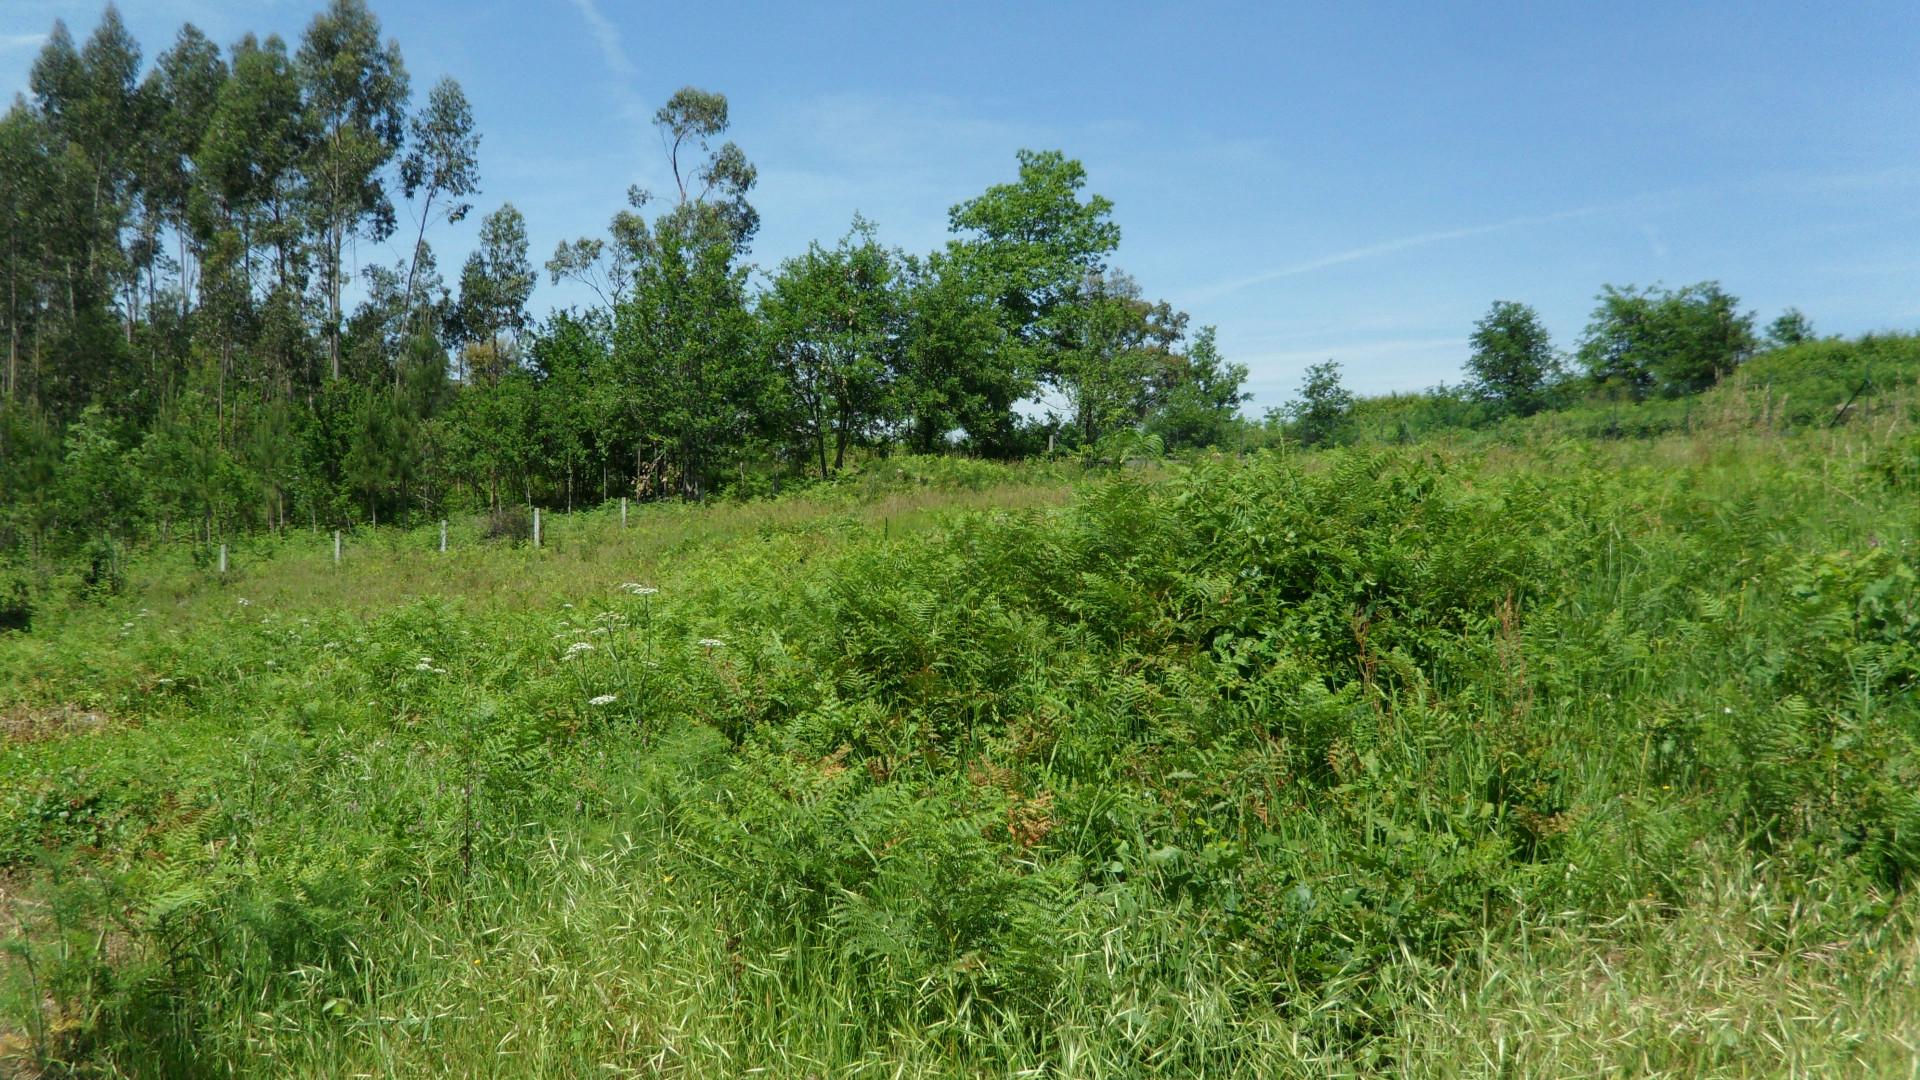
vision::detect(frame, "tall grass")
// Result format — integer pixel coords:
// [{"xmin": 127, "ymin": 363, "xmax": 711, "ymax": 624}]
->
[{"xmin": 2, "ymin": 408, "xmax": 1918, "ymax": 1075}]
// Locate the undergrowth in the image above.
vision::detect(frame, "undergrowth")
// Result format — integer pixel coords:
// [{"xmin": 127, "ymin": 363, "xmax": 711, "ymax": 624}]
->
[{"xmin": 2, "ymin": 417, "xmax": 1917, "ymax": 1076}]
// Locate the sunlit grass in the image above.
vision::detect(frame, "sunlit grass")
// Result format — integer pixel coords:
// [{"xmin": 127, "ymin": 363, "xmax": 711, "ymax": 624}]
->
[{"xmin": 3, "ymin": 414, "xmax": 1918, "ymax": 1076}]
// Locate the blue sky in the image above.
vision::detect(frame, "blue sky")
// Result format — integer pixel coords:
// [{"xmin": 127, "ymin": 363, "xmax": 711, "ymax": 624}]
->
[{"xmin": 5, "ymin": 1, "xmax": 1919, "ymax": 410}]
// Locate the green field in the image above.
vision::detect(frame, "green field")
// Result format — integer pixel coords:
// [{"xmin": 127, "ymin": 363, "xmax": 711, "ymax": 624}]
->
[{"xmin": 4, "ymin": 376, "xmax": 1918, "ymax": 1077}]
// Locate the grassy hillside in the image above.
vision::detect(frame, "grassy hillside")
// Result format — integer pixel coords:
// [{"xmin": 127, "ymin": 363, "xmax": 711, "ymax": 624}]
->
[
  {"xmin": 1340, "ymin": 332, "xmax": 1920, "ymax": 448},
  {"xmin": 4, "ymin": 395, "xmax": 1920, "ymax": 1075}
]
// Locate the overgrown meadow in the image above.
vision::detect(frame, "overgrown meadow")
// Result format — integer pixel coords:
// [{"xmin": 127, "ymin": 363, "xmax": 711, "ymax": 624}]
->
[{"xmin": 4, "ymin": 392, "xmax": 1920, "ymax": 1077}]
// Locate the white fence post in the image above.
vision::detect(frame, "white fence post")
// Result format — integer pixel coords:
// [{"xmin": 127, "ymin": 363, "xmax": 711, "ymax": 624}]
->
[
  {"xmin": 439, "ymin": 519, "xmax": 448, "ymax": 553},
  {"xmin": 620, "ymin": 497, "xmax": 628, "ymax": 529},
  {"xmin": 333, "ymin": 530, "xmax": 341, "ymax": 565},
  {"xmin": 533, "ymin": 507, "xmax": 542, "ymax": 549},
  {"xmin": 218, "ymin": 543, "xmax": 227, "ymax": 575}
]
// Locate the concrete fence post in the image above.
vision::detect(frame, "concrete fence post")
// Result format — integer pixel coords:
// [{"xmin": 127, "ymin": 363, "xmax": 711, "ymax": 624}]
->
[{"xmin": 533, "ymin": 507, "xmax": 542, "ymax": 549}]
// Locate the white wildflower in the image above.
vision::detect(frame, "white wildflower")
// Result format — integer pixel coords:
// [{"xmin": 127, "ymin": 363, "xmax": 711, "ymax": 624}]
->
[
  {"xmin": 620, "ymin": 583, "xmax": 659, "ymax": 596},
  {"xmin": 589, "ymin": 694, "xmax": 617, "ymax": 707},
  {"xmin": 563, "ymin": 641, "xmax": 595, "ymax": 660},
  {"xmin": 697, "ymin": 638, "xmax": 725, "ymax": 648},
  {"xmin": 236, "ymin": 598, "xmax": 251, "ymax": 607}
]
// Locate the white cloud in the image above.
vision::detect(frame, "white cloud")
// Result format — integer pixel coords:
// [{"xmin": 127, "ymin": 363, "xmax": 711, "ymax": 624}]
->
[{"xmin": 1, "ymin": 33, "xmax": 48, "ymax": 51}]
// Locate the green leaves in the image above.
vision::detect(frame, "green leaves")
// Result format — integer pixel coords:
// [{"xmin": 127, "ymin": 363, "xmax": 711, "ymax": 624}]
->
[{"xmin": 1577, "ymin": 281, "xmax": 1759, "ymax": 399}]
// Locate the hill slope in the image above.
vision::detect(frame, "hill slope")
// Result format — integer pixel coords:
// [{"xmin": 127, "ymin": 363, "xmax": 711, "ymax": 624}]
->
[{"xmin": 4, "ymin": 422, "xmax": 1919, "ymax": 1076}]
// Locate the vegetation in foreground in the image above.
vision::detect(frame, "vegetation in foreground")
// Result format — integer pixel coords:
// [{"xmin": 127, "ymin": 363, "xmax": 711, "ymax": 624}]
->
[{"xmin": 2, "ymin": 372, "xmax": 1918, "ymax": 1076}]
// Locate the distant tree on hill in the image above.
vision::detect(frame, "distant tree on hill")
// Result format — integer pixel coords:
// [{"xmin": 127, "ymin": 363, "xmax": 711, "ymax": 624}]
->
[
  {"xmin": 1466, "ymin": 300, "xmax": 1559, "ymax": 417},
  {"xmin": 1577, "ymin": 282, "xmax": 1756, "ymax": 399},
  {"xmin": 1283, "ymin": 360, "xmax": 1353, "ymax": 447},
  {"xmin": 1767, "ymin": 308, "xmax": 1814, "ymax": 348}
]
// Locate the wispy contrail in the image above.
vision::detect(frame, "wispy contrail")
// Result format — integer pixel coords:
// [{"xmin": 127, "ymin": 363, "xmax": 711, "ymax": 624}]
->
[
  {"xmin": 568, "ymin": 0, "xmax": 637, "ymax": 81},
  {"xmin": 1185, "ymin": 204, "xmax": 1612, "ymax": 303}
]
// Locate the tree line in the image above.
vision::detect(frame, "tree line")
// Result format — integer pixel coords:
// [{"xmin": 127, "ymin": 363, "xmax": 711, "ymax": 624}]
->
[
  {"xmin": 0, "ymin": 3, "xmax": 1250, "ymax": 566},
  {"xmin": 1275, "ymin": 282, "xmax": 1821, "ymax": 446}
]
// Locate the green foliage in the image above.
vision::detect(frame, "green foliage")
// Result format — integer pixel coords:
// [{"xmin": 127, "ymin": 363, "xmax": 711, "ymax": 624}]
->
[
  {"xmin": 1467, "ymin": 300, "xmax": 1560, "ymax": 416},
  {"xmin": 762, "ymin": 217, "xmax": 903, "ymax": 478},
  {"xmin": 1146, "ymin": 325, "xmax": 1251, "ymax": 452},
  {"xmin": 1280, "ymin": 359, "xmax": 1355, "ymax": 446},
  {"xmin": 1767, "ymin": 307, "xmax": 1815, "ymax": 347},
  {"xmin": 1577, "ymin": 281, "xmax": 1758, "ymax": 398},
  {"xmin": 8, "ymin": 418, "xmax": 1914, "ymax": 1074}
]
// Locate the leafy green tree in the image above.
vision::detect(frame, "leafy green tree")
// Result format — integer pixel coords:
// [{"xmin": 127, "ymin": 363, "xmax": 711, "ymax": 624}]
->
[
  {"xmin": 448, "ymin": 367, "xmax": 542, "ymax": 508},
  {"xmin": 140, "ymin": 24, "xmax": 226, "ymax": 323},
  {"xmin": 297, "ymin": 0, "xmax": 408, "ymax": 380},
  {"xmin": 1466, "ymin": 300, "xmax": 1558, "ymax": 416},
  {"xmin": 32, "ymin": 8, "xmax": 145, "ymax": 321},
  {"xmin": 612, "ymin": 223, "xmax": 759, "ymax": 498},
  {"xmin": 528, "ymin": 311, "xmax": 615, "ymax": 506},
  {"xmin": 55, "ymin": 405, "xmax": 143, "ymax": 547},
  {"xmin": 942, "ymin": 149, "xmax": 1120, "ymax": 452},
  {"xmin": 137, "ymin": 392, "xmax": 248, "ymax": 541},
  {"xmin": 0, "ymin": 402, "xmax": 62, "ymax": 550},
  {"xmin": 341, "ymin": 386, "xmax": 419, "ymax": 525},
  {"xmin": 761, "ymin": 218, "xmax": 902, "ymax": 478},
  {"xmin": 454, "ymin": 204, "xmax": 534, "ymax": 381},
  {"xmin": 1051, "ymin": 271, "xmax": 1186, "ymax": 446},
  {"xmin": 0, "ymin": 104, "xmax": 56, "ymax": 404},
  {"xmin": 191, "ymin": 31, "xmax": 311, "ymax": 417},
  {"xmin": 567, "ymin": 88, "xmax": 764, "ymax": 498},
  {"xmin": 895, "ymin": 249, "xmax": 1017, "ymax": 454},
  {"xmin": 948, "ymin": 149, "xmax": 1120, "ymax": 345},
  {"xmin": 1283, "ymin": 360, "xmax": 1354, "ymax": 447},
  {"xmin": 651, "ymin": 87, "xmax": 758, "ymax": 249},
  {"xmin": 1145, "ymin": 326, "xmax": 1249, "ymax": 451},
  {"xmin": 23, "ymin": 13, "xmax": 148, "ymax": 421},
  {"xmin": 1577, "ymin": 282, "xmax": 1757, "ymax": 398},
  {"xmin": 1767, "ymin": 308, "xmax": 1814, "ymax": 348},
  {"xmin": 399, "ymin": 77, "xmax": 480, "ymax": 323}
]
